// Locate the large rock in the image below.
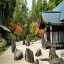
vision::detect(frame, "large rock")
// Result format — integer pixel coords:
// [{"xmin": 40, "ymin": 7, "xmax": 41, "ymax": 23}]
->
[
  {"xmin": 11, "ymin": 39, "xmax": 16, "ymax": 53},
  {"xmin": 35, "ymin": 49, "xmax": 42, "ymax": 56},
  {"xmin": 35, "ymin": 59, "xmax": 39, "ymax": 64},
  {"xmin": 14, "ymin": 48, "xmax": 23, "ymax": 60},
  {"xmin": 23, "ymin": 40, "xmax": 25, "ymax": 45},
  {"xmin": 25, "ymin": 48, "xmax": 34, "ymax": 63},
  {"xmin": 41, "ymin": 39, "xmax": 47, "ymax": 48},
  {"xmin": 25, "ymin": 35, "xmax": 30, "ymax": 46},
  {"xmin": 49, "ymin": 47, "xmax": 59, "ymax": 64},
  {"xmin": 51, "ymin": 58, "xmax": 63, "ymax": 64}
]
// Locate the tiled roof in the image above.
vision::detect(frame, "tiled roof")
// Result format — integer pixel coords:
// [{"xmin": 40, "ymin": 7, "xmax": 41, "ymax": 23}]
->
[
  {"xmin": 53, "ymin": 1, "xmax": 64, "ymax": 12},
  {"xmin": 42, "ymin": 12, "xmax": 61, "ymax": 24},
  {"xmin": 0, "ymin": 25, "xmax": 10, "ymax": 32},
  {"xmin": 42, "ymin": 1, "xmax": 64, "ymax": 24}
]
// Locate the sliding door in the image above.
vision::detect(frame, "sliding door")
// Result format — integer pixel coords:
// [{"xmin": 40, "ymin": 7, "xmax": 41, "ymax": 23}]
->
[
  {"xmin": 52, "ymin": 32, "xmax": 58, "ymax": 43},
  {"xmin": 59, "ymin": 32, "xmax": 64, "ymax": 43}
]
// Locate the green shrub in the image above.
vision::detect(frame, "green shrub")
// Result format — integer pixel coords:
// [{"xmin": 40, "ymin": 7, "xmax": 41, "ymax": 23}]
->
[
  {"xmin": 8, "ymin": 33, "xmax": 16, "ymax": 41},
  {"xmin": 0, "ymin": 39, "xmax": 6, "ymax": 52},
  {"xmin": 0, "ymin": 39, "xmax": 6, "ymax": 48},
  {"xmin": 29, "ymin": 23, "xmax": 36, "ymax": 40}
]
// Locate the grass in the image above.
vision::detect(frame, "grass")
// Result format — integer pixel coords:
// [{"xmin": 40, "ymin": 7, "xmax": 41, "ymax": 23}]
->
[{"xmin": 0, "ymin": 50, "xmax": 5, "ymax": 56}]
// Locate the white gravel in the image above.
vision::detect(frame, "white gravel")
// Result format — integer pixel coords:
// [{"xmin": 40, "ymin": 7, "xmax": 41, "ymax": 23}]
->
[{"xmin": 0, "ymin": 40, "xmax": 64, "ymax": 64}]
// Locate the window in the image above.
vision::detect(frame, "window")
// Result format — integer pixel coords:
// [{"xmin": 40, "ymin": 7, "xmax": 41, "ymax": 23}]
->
[
  {"xmin": 52, "ymin": 31, "xmax": 64, "ymax": 43},
  {"xmin": 59, "ymin": 32, "xmax": 64, "ymax": 43},
  {"xmin": 52, "ymin": 32, "xmax": 58, "ymax": 43}
]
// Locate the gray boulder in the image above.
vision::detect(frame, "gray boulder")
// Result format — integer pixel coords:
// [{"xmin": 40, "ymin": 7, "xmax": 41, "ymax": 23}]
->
[
  {"xmin": 35, "ymin": 49, "xmax": 42, "ymax": 56},
  {"xmin": 14, "ymin": 48, "xmax": 23, "ymax": 60},
  {"xmin": 11, "ymin": 39, "xmax": 16, "ymax": 53},
  {"xmin": 25, "ymin": 35, "xmax": 30, "ymax": 46},
  {"xmin": 35, "ymin": 59, "xmax": 39, "ymax": 64},
  {"xmin": 49, "ymin": 47, "xmax": 59, "ymax": 64},
  {"xmin": 51, "ymin": 58, "xmax": 63, "ymax": 64},
  {"xmin": 23, "ymin": 40, "xmax": 25, "ymax": 45},
  {"xmin": 25, "ymin": 48, "xmax": 34, "ymax": 63}
]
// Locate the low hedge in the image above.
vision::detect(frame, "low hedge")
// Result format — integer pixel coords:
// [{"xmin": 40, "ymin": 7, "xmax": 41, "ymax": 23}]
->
[
  {"xmin": 0, "ymin": 39, "xmax": 6, "ymax": 48},
  {"xmin": 0, "ymin": 39, "xmax": 6, "ymax": 55}
]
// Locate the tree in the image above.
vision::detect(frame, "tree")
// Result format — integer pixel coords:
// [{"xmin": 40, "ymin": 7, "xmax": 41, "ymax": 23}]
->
[
  {"xmin": 36, "ymin": 0, "xmax": 42, "ymax": 22},
  {"xmin": 54, "ymin": 0, "xmax": 63, "ymax": 6},
  {"xmin": 47, "ymin": 0, "xmax": 63, "ymax": 11},
  {"xmin": 47, "ymin": 2, "xmax": 55, "ymax": 11},
  {"xmin": 42, "ymin": 0, "xmax": 47, "ymax": 10},
  {"xmin": 49, "ymin": 0, "xmax": 54, "ymax": 2},
  {"xmin": 0, "ymin": 0, "xmax": 16, "ymax": 26},
  {"xmin": 31, "ymin": 0, "xmax": 37, "ymax": 20},
  {"xmin": 14, "ymin": 0, "xmax": 28, "ymax": 25}
]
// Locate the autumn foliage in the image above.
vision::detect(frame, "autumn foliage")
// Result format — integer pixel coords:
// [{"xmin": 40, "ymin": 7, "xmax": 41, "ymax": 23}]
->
[
  {"xmin": 10, "ymin": 22, "xmax": 22, "ymax": 35},
  {"xmin": 32, "ymin": 22, "xmax": 44, "ymax": 37},
  {"xmin": 10, "ymin": 20, "xmax": 44, "ymax": 38},
  {"xmin": 14, "ymin": 24, "xmax": 22, "ymax": 35}
]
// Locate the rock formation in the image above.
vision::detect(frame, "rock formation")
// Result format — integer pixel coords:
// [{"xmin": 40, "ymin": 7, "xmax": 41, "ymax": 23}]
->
[
  {"xmin": 25, "ymin": 48, "xmax": 34, "ymax": 63},
  {"xmin": 35, "ymin": 59, "xmax": 39, "ymax": 64},
  {"xmin": 11, "ymin": 39, "xmax": 16, "ymax": 53},
  {"xmin": 25, "ymin": 35, "xmax": 30, "ymax": 46},
  {"xmin": 35, "ymin": 49, "xmax": 42, "ymax": 56},
  {"xmin": 14, "ymin": 48, "xmax": 23, "ymax": 60},
  {"xmin": 49, "ymin": 47, "xmax": 59, "ymax": 64}
]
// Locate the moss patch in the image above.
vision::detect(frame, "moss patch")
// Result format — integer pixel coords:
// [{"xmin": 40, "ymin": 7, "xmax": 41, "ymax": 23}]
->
[{"xmin": 0, "ymin": 51, "xmax": 5, "ymax": 56}]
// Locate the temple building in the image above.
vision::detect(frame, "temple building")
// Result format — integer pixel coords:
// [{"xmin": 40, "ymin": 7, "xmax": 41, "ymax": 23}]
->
[{"xmin": 42, "ymin": 1, "xmax": 64, "ymax": 48}]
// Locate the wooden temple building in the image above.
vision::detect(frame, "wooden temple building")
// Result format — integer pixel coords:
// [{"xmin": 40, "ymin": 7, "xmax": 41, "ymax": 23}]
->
[{"xmin": 42, "ymin": 1, "xmax": 64, "ymax": 48}]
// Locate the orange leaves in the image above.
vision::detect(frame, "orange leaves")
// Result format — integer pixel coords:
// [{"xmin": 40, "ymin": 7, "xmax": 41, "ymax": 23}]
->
[
  {"xmin": 34, "ymin": 23, "xmax": 39, "ymax": 35},
  {"xmin": 34, "ymin": 22, "xmax": 44, "ymax": 37},
  {"xmin": 10, "ymin": 22, "xmax": 22, "ymax": 35},
  {"xmin": 14, "ymin": 24, "xmax": 22, "ymax": 35},
  {"xmin": 37, "ymin": 29, "xmax": 44, "ymax": 37}
]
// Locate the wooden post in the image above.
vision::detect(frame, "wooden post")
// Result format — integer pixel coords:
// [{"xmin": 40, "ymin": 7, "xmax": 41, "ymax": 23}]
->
[{"xmin": 50, "ymin": 26, "xmax": 52, "ymax": 43}]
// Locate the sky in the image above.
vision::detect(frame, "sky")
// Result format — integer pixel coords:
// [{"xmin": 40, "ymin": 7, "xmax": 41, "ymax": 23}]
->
[{"xmin": 27, "ymin": 0, "xmax": 49, "ymax": 10}]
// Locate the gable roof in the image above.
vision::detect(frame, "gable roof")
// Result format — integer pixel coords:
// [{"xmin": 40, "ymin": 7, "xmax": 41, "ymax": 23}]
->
[
  {"xmin": 53, "ymin": 1, "xmax": 64, "ymax": 12},
  {"xmin": 42, "ymin": 1, "xmax": 64, "ymax": 24},
  {"xmin": 42, "ymin": 11, "xmax": 61, "ymax": 24},
  {"xmin": 0, "ymin": 25, "xmax": 10, "ymax": 32}
]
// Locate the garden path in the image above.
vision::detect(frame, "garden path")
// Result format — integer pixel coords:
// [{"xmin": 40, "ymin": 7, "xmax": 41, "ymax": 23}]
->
[{"xmin": 0, "ymin": 40, "xmax": 64, "ymax": 64}]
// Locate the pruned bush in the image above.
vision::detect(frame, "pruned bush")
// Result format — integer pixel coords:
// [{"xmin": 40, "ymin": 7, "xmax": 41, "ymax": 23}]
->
[
  {"xmin": 0, "ymin": 39, "xmax": 6, "ymax": 48},
  {"xmin": 0, "ymin": 39, "xmax": 6, "ymax": 51},
  {"xmin": 8, "ymin": 33, "xmax": 16, "ymax": 41}
]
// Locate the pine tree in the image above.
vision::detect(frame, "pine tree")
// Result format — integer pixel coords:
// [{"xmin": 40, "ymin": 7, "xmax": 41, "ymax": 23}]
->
[
  {"xmin": 54, "ymin": 0, "xmax": 63, "ymax": 6},
  {"xmin": 47, "ymin": 0, "xmax": 63, "ymax": 11},
  {"xmin": 42, "ymin": 0, "xmax": 47, "ymax": 10},
  {"xmin": 0, "ymin": 0, "xmax": 16, "ymax": 26},
  {"xmin": 31, "ymin": 0, "xmax": 37, "ymax": 20},
  {"xmin": 47, "ymin": 0, "xmax": 55, "ymax": 11},
  {"xmin": 36, "ymin": 0, "xmax": 42, "ymax": 22},
  {"xmin": 49, "ymin": 0, "xmax": 54, "ymax": 2},
  {"xmin": 14, "ymin": 0, "xmax": 28, "ymax": 25}
]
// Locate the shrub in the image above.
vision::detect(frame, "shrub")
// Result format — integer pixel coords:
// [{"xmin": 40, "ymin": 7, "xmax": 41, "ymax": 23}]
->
[
  {"xmin": 0, "ymin": 39, "xmax": 6, "ymax": 51},
  {"xmin": 8, "ymin": 33, "xmax": 16, "ymax": 41},
  {"xmin": 0, "ymin": 39, "xmax": 6, "ymax": 48},
  {"xmin": 30, "ymin": 23, "xmax": 35, "ymax": 39}
]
